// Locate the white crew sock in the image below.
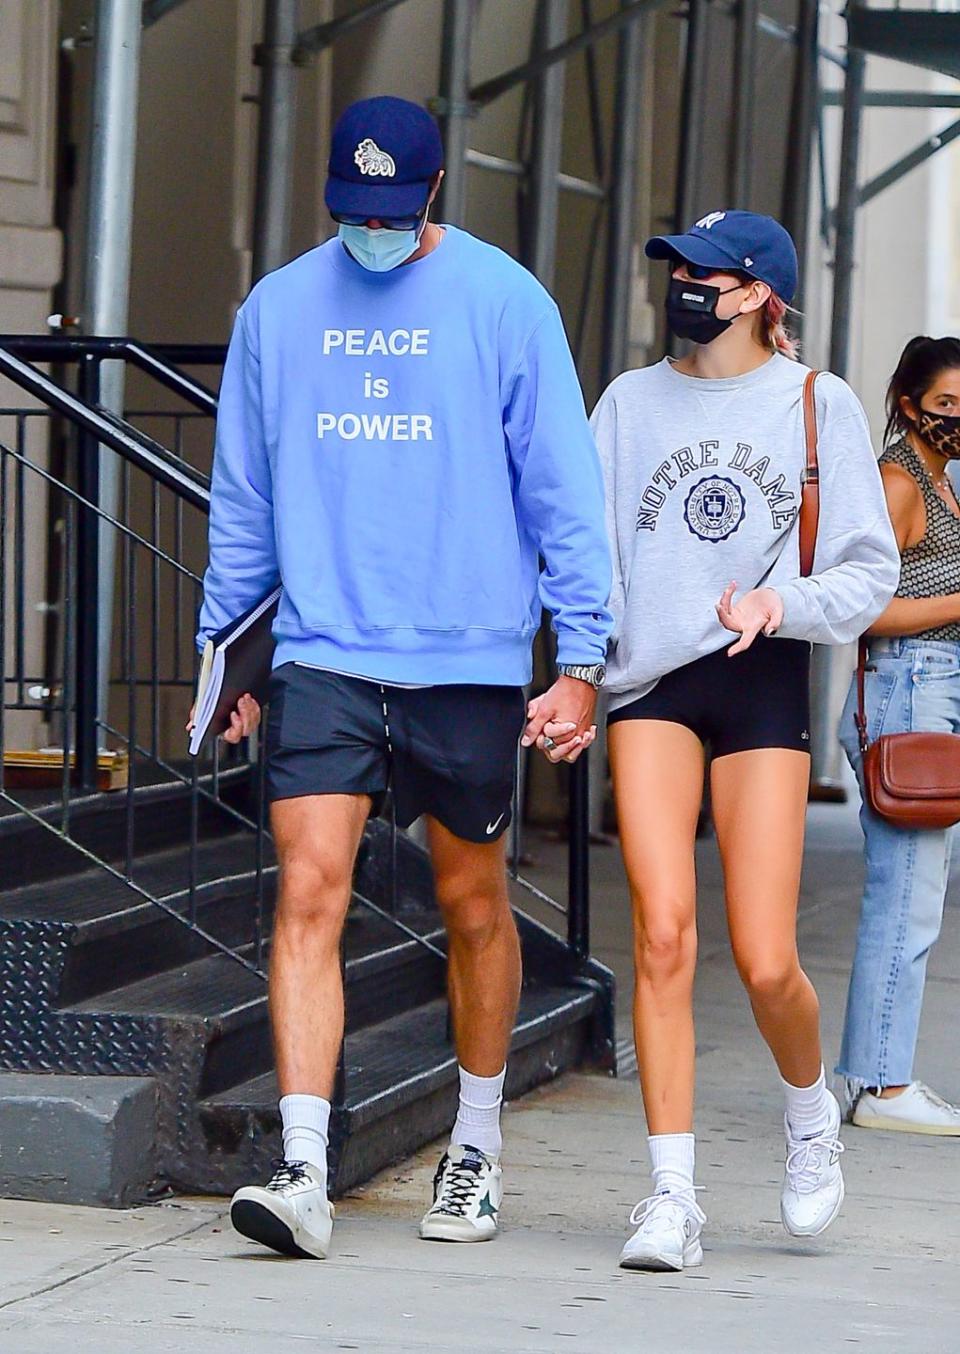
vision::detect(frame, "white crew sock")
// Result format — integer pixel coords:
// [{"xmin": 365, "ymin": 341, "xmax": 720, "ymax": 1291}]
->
[
  {"xmin": 781, "ymin": 1065, "xmax": 833, "ymax": 1139},
  {"xmin": 648, "ymin": 1132, "xmax": 696, "ymax": 1198},
  {"xmin": 279, "ymin": 1094, "xmax": 330, "ymax": 1178},
  {"xmin": 450, "ymin": 1064, "xmax": 506, "ymax": 1159}
]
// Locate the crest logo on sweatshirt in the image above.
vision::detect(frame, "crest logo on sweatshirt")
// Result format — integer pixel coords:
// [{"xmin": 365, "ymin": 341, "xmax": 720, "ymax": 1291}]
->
[
  {"xmin": 683, "ymin": 475, "xmax": 745, "ymax": 543},
  {"xmin": 354, "ymin": 138, "xmax": 396, "ymax": 177}
]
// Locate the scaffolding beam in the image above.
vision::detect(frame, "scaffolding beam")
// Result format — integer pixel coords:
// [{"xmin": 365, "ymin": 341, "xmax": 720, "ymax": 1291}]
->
[
  {"xmin": 809, "ymin": 0, "xmax": 867, "ymax": 799},
  {"xmin": 83, "ymin": 0, "xmax": 144, "ymax": 782},
  {"xmin": 435, "ymin": 0, "xmax": 475, "ymax": 227},
  {"xmin": 781, "ymin": 0, "xmax": 818, "ymax": 319},
  {"xmin": 469, "ymin": 0, "xmax": 671, "ymax": 108},
  {"xmin": 251, "ymin": 0, "xmax": 300, "ymax": 282},
  {"xmin": 829, "ymin": 0, "xmax": 866, "ymax": 381},
  {"xmin": 602, "ymin": 3, "xmax": 647, "ymax": 384},
  {"xmin": 730, "ymin": 0, "xmax": 758, "ymax": 207},
  {"xmin": 528, "ymin": 1, "xmax": 568, "ymax": 288},
  {"xmin": 675, "ymin": 0, "xmax": 710, "ymax": 229},
  {"xmin": 295, "ymin": 0, "xmax": 411, "ymax": 58}
]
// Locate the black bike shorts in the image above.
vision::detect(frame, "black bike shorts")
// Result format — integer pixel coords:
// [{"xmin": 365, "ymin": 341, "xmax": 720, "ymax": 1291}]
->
[{"xmin": 607, "ymin": 638, "xmax": 812, "ymax": 759}]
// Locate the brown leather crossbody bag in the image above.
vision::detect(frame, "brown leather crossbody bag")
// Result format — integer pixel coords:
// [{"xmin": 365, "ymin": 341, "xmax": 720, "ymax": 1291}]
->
[
  {"xmin": 801, "ymin": 371, "xmax": 960, "ymax": 829},
  {"xmin": 854, "ymin": 637, "xmax": 960, "ymax": 830}
]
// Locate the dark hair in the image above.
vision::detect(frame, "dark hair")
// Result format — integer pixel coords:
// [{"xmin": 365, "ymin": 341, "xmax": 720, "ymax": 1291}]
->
[{"xmin": 885, "ymin": 335, "xmax": 960, "ymax": 446}]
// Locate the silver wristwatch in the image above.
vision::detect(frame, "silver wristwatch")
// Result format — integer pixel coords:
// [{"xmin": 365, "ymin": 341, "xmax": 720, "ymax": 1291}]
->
[{"xmin": 556, "ymin": 662, "xmax": 606, "ymax": 690}]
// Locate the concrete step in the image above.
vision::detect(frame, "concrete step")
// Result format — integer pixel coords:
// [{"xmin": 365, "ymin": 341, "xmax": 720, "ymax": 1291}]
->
[{"xmin": 0, "ymin": 1072, "xmax": 157, "ymax": 1207}]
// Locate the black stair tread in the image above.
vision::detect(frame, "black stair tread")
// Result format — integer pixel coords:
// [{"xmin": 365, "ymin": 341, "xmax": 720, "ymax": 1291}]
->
[
  {"xmin": 64, "ymin": 905, "xmax": 445, "ymax": 1021},
  {"xmin": 0, "ymin": 763, "xmax": 250, "ymax": 835},
  {"xmin": 0, "ymin": 831, "xmax": 271, "ymax": 924},
  {"xmin": 67, "ymin": 948, "xmax": 265, "ymax": 1019},
  {"xmin": 202, "ymin": 983, "xmax": 597, "ymax": 1116}
]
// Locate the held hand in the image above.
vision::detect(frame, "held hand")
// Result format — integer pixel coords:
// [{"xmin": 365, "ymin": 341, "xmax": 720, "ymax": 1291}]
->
[
  {"xmin": 522, "ymin": 677, "xmax": 598, "ymax": 763},
  {"xmin": 716, "ymin": 582, "xmax": 784, "ymax": 657}
]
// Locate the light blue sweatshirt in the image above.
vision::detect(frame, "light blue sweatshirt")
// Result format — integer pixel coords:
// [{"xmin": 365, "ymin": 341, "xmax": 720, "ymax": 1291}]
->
[{"xmin": 197, "ymin": 225, "xmax": 612, "ymax": 684}]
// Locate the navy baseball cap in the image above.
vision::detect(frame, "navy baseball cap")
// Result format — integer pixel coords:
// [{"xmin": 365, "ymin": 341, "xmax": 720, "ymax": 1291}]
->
[
  {"xmin": 646, "ymin": 210, "xmax": 798, "ymax": 303},
  {"xmin": 325, "ymin": 96, "xmax": 444, "ymax": 220}
]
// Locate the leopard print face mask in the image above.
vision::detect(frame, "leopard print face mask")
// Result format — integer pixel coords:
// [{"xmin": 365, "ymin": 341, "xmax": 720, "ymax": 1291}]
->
[{"xmin": 918, "ymin": 410, "xmax": 960, "ymax": 460}]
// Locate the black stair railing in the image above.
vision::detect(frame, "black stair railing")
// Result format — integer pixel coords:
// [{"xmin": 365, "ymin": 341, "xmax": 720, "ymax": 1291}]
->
[{"xmin": 0, "ymin": 336, "xmax": 594, "ymax": 978}]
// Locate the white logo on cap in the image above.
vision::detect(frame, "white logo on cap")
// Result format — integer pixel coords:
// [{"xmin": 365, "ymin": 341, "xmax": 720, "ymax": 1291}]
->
[
  {"xmin": 695, "ymin": 211, "xmax": 726, "ymax": 230},
  {"xmin": 744, "ymin": 256, "xmax": 754, "ymax": 267},
  {"xmin": 354, "ymin": 138, "xmax": 396, "ymax": 178}
]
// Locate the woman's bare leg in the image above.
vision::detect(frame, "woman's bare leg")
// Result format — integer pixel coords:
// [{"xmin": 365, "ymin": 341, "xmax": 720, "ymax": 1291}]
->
[
  {"xmin": 710, "ymin": 748, "xmax": 822, "ymax": 1086},
  {"xmin": 609, "ymin": 720, "xmax": 705, "ymax": 1134}
]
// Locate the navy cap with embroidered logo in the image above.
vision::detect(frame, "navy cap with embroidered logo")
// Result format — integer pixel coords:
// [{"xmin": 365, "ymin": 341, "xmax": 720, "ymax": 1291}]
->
[
  {"xmin": 325, "ymin": 96, "xmax": 444, "ymax": 221},
  {"xmin": 645, "ymin": 210, "xmax": 799, "ymax": 303}
]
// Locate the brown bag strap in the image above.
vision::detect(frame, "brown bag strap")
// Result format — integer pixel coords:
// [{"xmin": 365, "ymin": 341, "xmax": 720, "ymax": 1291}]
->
[
  {"xmin": 798, "ymin": 370, "xmax": 820, "ymax": 578},
  {"xmin": 855, "ymin": 634, "xmax": 870, "ymax": 754}
]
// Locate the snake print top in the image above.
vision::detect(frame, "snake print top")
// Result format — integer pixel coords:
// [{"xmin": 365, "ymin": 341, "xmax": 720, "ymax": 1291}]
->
[{"xmin": 880, "ymin": 436, "xmax": 960, "ymax": 642}]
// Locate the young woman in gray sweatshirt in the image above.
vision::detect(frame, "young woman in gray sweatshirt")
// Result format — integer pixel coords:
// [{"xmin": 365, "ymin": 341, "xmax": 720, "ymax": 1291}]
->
[{"xmin": 591, "ymin": 211, "xmax": 900, "ymax": 1273}]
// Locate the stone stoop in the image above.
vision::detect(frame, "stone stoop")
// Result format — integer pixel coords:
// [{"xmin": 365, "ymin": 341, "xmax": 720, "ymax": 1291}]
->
[{"xmin": 0, "ymin": 1073, "xmax": 157, "ymax": 1207}]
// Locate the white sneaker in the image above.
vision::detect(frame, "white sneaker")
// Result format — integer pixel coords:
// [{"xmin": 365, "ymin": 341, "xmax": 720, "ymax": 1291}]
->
[
  {"xmin": 230, "ymin": 1159, "xmax": 334, "ymax": 1259},
  {"xmin": 853, "ymin": 1081, "xmax": 960, "ymax": 1136},
  {"xmin": 781, "ymin": 1094, "xmax": 845, "ymax": 1238},
  {"xmin": 419, "ymin": 1144, "xmax": 502, "ymax": 1242},
  {"xmin": 619, "ymin": 1190, "xmax": 706, "ymax": 1272}
]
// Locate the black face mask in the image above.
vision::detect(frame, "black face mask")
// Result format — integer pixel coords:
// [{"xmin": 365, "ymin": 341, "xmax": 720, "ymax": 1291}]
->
[
  {"xmin": 917, "ymin": 409, "xmax": 960, "ymax": 461},
  {"xmin": 665, "ymin": 276, "xmax": 745, "ymax": 345}
]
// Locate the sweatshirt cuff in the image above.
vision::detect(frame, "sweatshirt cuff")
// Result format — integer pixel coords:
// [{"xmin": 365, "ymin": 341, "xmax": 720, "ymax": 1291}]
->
[
  {"xmin": 555, "ymin": 634, "xmax": 609, "ymax": 666},
  {"xmin": 773, "ymin": 580, "xmax": 814, "ymax": 641}
]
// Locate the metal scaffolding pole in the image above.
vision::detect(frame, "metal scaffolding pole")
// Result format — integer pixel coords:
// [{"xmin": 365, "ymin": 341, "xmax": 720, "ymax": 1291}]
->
[
  {"xmin": 602, "ymin": 5, "xmax": 647, "ymax": 384},
  {"xmin": 83, "ymin": 0, "xmax": 141, "ymax": 381},
  {"xmin": 251, "ymin": 0, "xmax": 300, "ymax": 282},
  {"xmin": 675, "ymin": 0, "xmax": 710, "ymax": 230},
  {"xmin": 528, "ymin": 0, "xmax": 568, "ymax": 288},
  {"xmin": 730, "ymin": 0, "xmax": 758, "ymax": 207},
  {"xmin": 782, "ymin": 0, "xmax": 819, "ymax": 322},
  {"xmin": 809, "ymin": 0, "xmax": 865, "ymax": 798},
  {"xmin": 83, "ymin": 0, "xmax": 143, "ymax": 781},
  {"xmin": 592, "ymin": 5, "xmax": 649, "ymax": 842},
  {"xmin": 829, "ymin": 0, "xmax": 866, "ymax": 380},
  {"xmin": 435, "ymin": 0, "xmax": 475, "ymax": 226}
]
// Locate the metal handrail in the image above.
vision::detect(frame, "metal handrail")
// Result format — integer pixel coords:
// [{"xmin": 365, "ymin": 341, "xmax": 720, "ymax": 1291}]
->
[
  {"xmin": 0, "ymin": 347, "xmax": 210, "ymax": 509},
  {"xmin": 0, "ymin": 336, "xmax": 223, "ymax": 415}
]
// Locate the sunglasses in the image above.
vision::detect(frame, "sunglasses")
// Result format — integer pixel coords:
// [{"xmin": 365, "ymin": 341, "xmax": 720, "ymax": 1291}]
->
[
  {"xmin": 331, "ymin": 205, "xmax": 428, "ymax": 232},
  {"xmin": 677, "ymin": 260, "xmax": 752, "ymax": 284}
]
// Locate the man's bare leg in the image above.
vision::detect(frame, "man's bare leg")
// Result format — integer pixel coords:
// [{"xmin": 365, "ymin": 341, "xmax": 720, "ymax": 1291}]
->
[
  {"xmin": 419, "ymin": 817, "xmax": 520, "ymax": 1242},
  {"xmin": 426, "ymin": 817, "xmax": 521, "ymax": 1077},
  {"xmin": 269, "ymin": 792, "xmax": 372, "ymax": 1098},
  {"xmin": 230, "ymin": 792, "xmax": 370, "ymax": 1259}
]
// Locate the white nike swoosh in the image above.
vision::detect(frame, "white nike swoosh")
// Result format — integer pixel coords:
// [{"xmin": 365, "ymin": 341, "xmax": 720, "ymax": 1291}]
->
[{"xmin": 485, "ymin": 813, "xmax": 505, "ymax": 836}]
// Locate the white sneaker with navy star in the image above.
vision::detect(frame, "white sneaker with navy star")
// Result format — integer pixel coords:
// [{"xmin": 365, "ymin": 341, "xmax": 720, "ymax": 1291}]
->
[
  {"xmin": 230, "ymin": 1159, "xmax": 334, "ymax": 1259},
  {"xmin": 419, "ymin": 1143, "xmax": 502, "ymax": 1242},
  {"xmin": 619, "ymin": 1190, "xmax": 706, "ymax": 1272},
  {"xmin": 780, "ymin": 1093, "xmax": 845, "ymax": 1238}
]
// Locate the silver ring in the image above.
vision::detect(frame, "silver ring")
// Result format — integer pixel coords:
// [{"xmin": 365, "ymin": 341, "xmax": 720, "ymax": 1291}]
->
[{"xmin": 542, "ymin": 736, "xmax": 557, "ymax": 751}]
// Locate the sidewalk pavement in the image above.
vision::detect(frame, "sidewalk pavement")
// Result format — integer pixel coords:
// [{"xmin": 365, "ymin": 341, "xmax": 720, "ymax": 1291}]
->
[{"xmin": 1, "ymin": 798, "xmax": 958, "ymax": 1353}]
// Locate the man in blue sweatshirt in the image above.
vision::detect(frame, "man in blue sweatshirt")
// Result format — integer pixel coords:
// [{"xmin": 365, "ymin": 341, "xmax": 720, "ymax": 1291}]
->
[{"xmin": 198, "ymin": 96, "xmax": 611, "ymax": 1259}]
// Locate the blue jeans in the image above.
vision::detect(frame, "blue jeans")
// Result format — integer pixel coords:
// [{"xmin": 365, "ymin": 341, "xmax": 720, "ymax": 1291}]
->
[{"xmin": 836, "ymin": 637, "xmax": 960, "ymax": 1092}]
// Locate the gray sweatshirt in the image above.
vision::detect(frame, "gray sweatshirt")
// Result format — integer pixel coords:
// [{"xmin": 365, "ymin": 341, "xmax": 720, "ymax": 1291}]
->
[{"xmin": 590, "ymin": 354, "xmax": 900, "ymax": 708}]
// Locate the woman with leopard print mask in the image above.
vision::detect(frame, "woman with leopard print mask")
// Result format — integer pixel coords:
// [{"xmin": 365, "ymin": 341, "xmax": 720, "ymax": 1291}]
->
[{"xmin": 837, "ymin": 334, "xmax": 960, "ymax": 1136}]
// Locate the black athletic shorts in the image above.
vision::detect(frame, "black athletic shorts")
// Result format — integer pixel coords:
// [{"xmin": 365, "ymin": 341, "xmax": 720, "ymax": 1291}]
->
[
  {"xmin": 607, "ymin": 638, "xmax": 812, "ymax": 759},
  {"xmin": 264, "ymin": 663, "xmax": 527, "ymax": 843}
]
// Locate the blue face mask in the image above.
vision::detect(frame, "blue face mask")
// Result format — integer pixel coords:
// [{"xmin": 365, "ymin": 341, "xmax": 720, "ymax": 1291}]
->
[{"xmin": 338, "ymin": 222, "xmax": 422, "ymax": 272}]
